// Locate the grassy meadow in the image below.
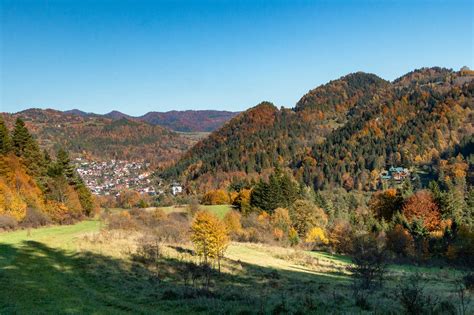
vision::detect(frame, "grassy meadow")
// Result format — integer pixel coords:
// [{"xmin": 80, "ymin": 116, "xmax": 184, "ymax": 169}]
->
[{"xmin": 0, "ymin": 209, "xmax": 471, "ymax": 314}]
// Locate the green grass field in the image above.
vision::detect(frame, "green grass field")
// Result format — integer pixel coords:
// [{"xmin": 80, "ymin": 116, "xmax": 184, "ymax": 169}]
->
[
  {"xmin": 0, "ymin": 213, "xmax": 471, "ymax": 314},
  {"xmin": 151, "ymin": 204, "xmax": 232, "ymax": 219}
]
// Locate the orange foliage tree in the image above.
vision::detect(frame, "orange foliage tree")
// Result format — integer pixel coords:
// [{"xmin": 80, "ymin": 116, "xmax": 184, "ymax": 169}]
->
[
  {"xmin": 369, "ymin": 189, "xmax": 403, "ymax": 221},
  {"xmin": 201, "ymin": 189, "xmax": 230, "ymax": 205},
  {"xmin": 402, "ymin": 190, "xmax": 441, "ymax": 232}
]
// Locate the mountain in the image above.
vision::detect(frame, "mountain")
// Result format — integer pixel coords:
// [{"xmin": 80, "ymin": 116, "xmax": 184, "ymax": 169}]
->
[
  {"xmin": 139, "ymin": 110, "xmax": 239, "ymax": 132},
  {"xmin": 65, "ymin": 109, "xmax": 239, "ymax": 132},
  {"xmin": 163, "ymin": 67, "xmax": 474, "ymax": 191},
  {"xmin": 1, "ymin": 109, "xmax": 200, "ymax": 167},
  {"xmin": 104, "ymin": 110, "xmax": 134, "ymax": 121},
  {"xmin": 63, "ymin": 109, "xmax": 98, "ymax": 117}
]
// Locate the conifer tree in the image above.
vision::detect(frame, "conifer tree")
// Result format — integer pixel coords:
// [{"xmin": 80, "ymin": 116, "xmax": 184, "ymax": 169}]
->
[
  {"xmin": 12, "ymin": 118, "xmax": 31, "ymax": 156},
  {"xmin": 11, "ymin": 118, "xmax": 45, "ymax": 177},
  {"xmin": 56, "ymin": 148, "xmax": 76, "ymax": 183},
  {"xmin": 0, "ymin": 118, "xmax": 11, "ymax": 154}
]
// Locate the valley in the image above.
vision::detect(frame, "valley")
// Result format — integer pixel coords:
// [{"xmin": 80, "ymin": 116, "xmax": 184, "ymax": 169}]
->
[{"xmin": 0, "ymin": 209, "xmax": 469, "ymax": 314}]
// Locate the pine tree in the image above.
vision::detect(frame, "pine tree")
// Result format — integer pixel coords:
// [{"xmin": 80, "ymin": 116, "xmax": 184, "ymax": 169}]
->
[
  {"xmin": 11, "ymin": 118, "xmax": 45, "ymax": 177},
  {"xmin": 56, "ymin": 148, "xmax": 76, "ymax": 183},
  {"xmin": 0, "ymin": 118, "xmax": 12, "ymax": 154},
  {"xmin": 12, "ymin": 118, "xmax": 31, "ymax": 156}
]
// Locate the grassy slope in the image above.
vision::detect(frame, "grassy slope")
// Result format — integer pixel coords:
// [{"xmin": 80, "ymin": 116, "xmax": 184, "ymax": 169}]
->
[
  {"xmin": 0, "ymin": 217, "xmax": 470, "ymax": 314},
  {"xmin": 153, "ymin": 204, "xmax": 232, "ymax": 219}
]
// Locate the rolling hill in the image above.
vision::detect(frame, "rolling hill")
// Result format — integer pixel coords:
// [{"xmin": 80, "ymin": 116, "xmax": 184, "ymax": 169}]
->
[
  {"xmin": 65, "ymin": 109, "xmax": 239, "ymax": 132},
  {"xmin": 162, "ymin": 67, "xmax": 474, "ymax": 191},
  {"xmin": 1, "ymin": 109, "xmax": 198, "ymax": 167}
]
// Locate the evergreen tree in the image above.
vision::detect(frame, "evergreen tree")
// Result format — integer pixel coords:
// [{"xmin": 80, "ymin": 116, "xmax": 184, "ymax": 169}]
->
[
  {"xmin": 0, "ymin": 118, "xmax": 12, "ymax": 154},
  {"xmin": 11, "ymin": 118, "xmax": 45, "ymax": 177},
  {"xmin": 12, "ymin": 118, "xmax": 31, "ymax": 156},
  {"xmin": 56, "ymin": 148, "xmax": 76, "ymax": 183}
]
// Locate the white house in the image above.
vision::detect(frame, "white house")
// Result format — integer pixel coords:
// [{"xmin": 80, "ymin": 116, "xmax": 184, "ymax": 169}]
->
[{"xmin": 171, "ymin": 182, "xmax": 183, "ymax": 195}]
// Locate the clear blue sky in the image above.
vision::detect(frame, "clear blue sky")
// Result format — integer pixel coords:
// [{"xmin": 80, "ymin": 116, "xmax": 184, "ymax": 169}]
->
[{"xmin": 1, "ymin": 0, "xmax": 473, "ymax": 115}]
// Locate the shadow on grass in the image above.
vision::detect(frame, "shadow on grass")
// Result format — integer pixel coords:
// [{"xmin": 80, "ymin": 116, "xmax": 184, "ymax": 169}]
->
[{"xmin": 0, "ymin": 241, "xmax": 352, "ymax": 314}]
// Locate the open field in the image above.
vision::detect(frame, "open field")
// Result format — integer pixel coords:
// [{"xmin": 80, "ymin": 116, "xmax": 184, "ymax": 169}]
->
[
  {"xmin": 151, "ymin": 204, "xmax": 232, "ymax": 219},
  {"xmin": 107, "ymin": 205, "xmax": 232, "ymax": 219},
  {"xmin": 1, "ymin": 217, "xmax": 472, "ymax": 314}
]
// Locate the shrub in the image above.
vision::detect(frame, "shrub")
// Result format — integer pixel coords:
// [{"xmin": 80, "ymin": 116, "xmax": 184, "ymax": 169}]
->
[
  {"xmin": 329, "ymin": 220, "xmax": 353, "ymax": 253},
  {"xmin": 20, "ymin": 207, "xmax": 50, "ymax": 228},
  {"xmin": 305, "ymin": 227, "xmax": 329, "ymax": 249},
  {"xmin": 386, "ymin": 224, "xmax": 415, "ymax": 258},
  {"xmin": 239, "ymin": 212, "xmax": 274, "ymax": 244},
  {"xmin": 154, "ymin": 212, "xmax": 190, "ymax": 243},
  {"xmin": 186, "ymin": 198, "xmax": 201, "ymax": 217},
  {"xmin": 106, "ymin": 211, "xmax": 137, "ymax": 230},
  {"xmin": 0, "ymin": 215, "xmax": 18, "ymax": 231},
  {"xmin": 201, "ymin": 189, "xmax": 230, "ymax": 205},
  {"xmin": 347, "ymin": 234, "xmax": 387, "ymax": 290},
  {"xmin": 288, "ymin": 227, "xmax": 300, "ymax": 246},
  {"xmin": 289, "ymin": 200, "xmax": 327, "ymax": 236},
  {"xmin": 395, "ymin": 273, "xmax": 438, "ymax": 315},
  {"xmin": 271, "ymin": 207, "xmax": 291, "ymax": 233},
  {"xmin": 463, "ymin": 273, "xmax": 474, "ymax": 291},
  {"xmin": 232, "ymin": 189, "xmax": 251, "ymax": 213},
  {"xmin": 132, "ymin": 236, "xmax": 162, "ymax": 264},
  {"xmin": 223, "ymin": 210, "xmax": 242, "ymax": 237}
]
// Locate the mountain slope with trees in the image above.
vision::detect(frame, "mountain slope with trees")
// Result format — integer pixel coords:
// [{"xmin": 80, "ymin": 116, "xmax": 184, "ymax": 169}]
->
[
  {"xmin": 163, "ymin": 67, "xmax": 474, "ymax": 191},
  {"xmin": 65, "ymin": 109, "xmax": 239, "ymax": 132},
  {"xmin": 1, "ymin": 110, "xmax": 198, "ymax": 167}
]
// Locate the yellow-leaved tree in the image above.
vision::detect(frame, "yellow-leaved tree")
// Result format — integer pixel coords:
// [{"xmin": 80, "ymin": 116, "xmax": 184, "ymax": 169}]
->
[
  {"xmin": 191, "ymin": 210, "xmax": 229, "ymax": 271},
  {"xmin": 305, "ymin": 227, "xmax": 329, "ymax": 245}
]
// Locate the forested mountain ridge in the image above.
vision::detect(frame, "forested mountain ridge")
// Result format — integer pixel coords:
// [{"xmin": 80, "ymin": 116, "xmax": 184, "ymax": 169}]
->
[
  {"xmin": 64, "ymin": 109, "xmax": 239, "ymax": 132},
  {"xmin": 139, "ymin": 110, "xmax": 239, "ymax": 132},
  {"xmin": 163, "ymin": 67, "xmax": 474, "ymax": 191},
  {"xmin": 1, "ymin": 110, "xmax": 198, "ymax": 167}
]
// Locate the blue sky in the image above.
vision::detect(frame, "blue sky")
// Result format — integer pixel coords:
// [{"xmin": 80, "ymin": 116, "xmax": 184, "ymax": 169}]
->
[{"xmin": 1, "ymin": 0, "xmax": 472, "ymax": 115}]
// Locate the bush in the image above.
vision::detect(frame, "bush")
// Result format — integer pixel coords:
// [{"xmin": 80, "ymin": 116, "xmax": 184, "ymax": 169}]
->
[
  {"xmin": 223, "ymin": 210, "xmax": 242, "ymax": 238},
  {"xmin": 289, "ymin": 200, "xmax": 327, "ymax": 237},
  {"xmin": 0, "ymin": 215, "xmax": 18, "ymax": 231},
  {"xmin": 20, "ymin": 207, "xmax": 50, "ymax": 228},
  {"xmin": 347, "ymin": 234, "xmax": 387, "ymax": 290},
  {"xmin": 106, "ymin": 211, "xmax": 137, "ymax": 230},
  {"xmin": 329, "ymin": 220, "xmax": 354, "ymax": 253},
  {"xmin": 132, "ymin": 236, "xmax": 162, "ymax": 264},
  {"xmin": 463, "ymin": 273, "xmax": 474, "ymax": 291},
  {"xmin": 395, "ymin": 273, "xmax": 438, "ymax": 315},
  {"xmin": 201, "ymin": 189, "xmax": 230, "ymax": 205},
  {"xmin": 386, "ymin": 224, "xmax": 415, "ymax": 259},
  {"xmin": 186, "ymin": 198, "xmax": 201, "ymax": 217},
  {"xmin": 154, "ymin": 212, "xmax": 190, "ymax": 243}
]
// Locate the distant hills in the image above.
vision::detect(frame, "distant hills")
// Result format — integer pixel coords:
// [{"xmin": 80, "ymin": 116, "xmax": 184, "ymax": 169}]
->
[
  {"xmin": 1, "ymin": 108, "xmax": 238, "ymax": 165},
  {"xmin": 162, "ymin": 67, "xmax": 474, "ymax": 191},
  {"xmin": 0, "ymin": 109, "xmax": 200, "ymax": 166},
  {"xmin": 63, "ymin": 109, "xmax": 239, "ymax": 132}
]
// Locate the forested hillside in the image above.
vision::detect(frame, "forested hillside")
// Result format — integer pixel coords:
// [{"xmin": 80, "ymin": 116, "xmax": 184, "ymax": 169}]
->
[
  {"xmin": 1, "ymin": 110, "xmax": 198, "ymax": 167},
  {"xmin": 163, "ymin": 67, "xmax": 474, "ymax": 191},
  {"xmin": 0, "ymin": 118, "xmax": 96, "ymax": 228},
  {"xmin": 139, "ymin": 110, "xmax": 239, "ymax": 132},
  {"xmin": 66, "ymin": 109, "xmax": 239, "ymax": 132}
]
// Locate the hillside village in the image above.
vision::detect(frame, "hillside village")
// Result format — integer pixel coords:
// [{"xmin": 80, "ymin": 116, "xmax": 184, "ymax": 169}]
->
[{"xmin": 74, "ymin": 158, "xmax": 157, "ymax": 196}]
